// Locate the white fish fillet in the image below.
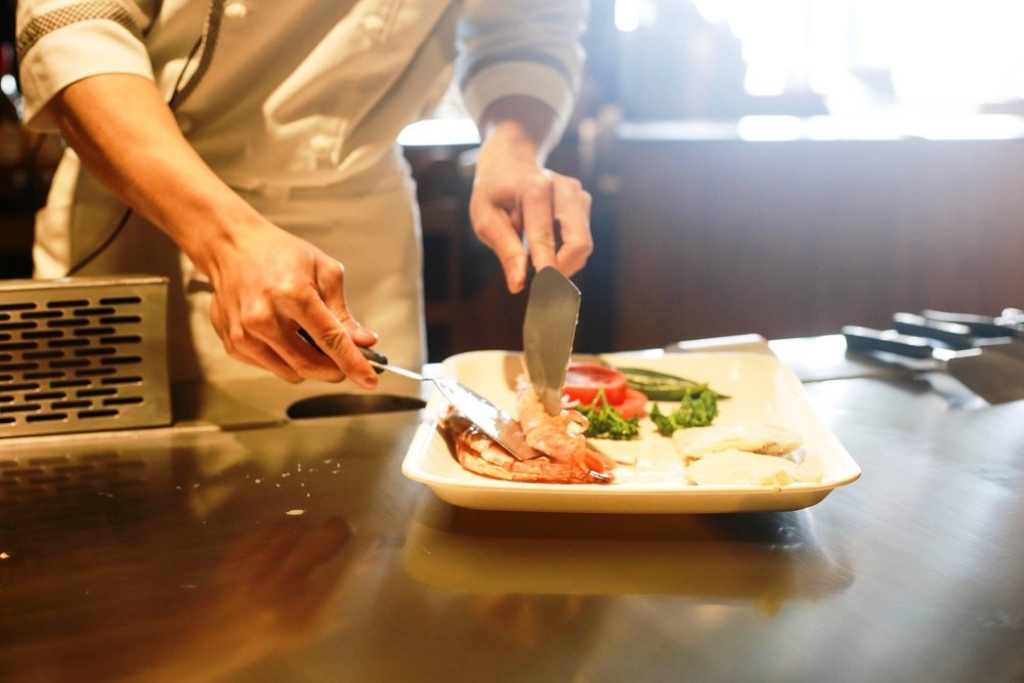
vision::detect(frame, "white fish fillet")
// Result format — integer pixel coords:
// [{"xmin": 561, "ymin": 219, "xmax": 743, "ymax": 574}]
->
[
  {"xmin": 684, "ymin": 449, "xmax": 821, "ymax": 489},
  {"xmin": 672, "ymin": 423, "xmax": 804, "ymax": 461}
]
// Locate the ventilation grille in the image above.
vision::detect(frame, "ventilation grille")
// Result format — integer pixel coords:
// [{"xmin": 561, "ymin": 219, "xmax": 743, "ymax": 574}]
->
[{"xmin": 0, "ymin": 276, "xmax": 171, "ymax": 438}]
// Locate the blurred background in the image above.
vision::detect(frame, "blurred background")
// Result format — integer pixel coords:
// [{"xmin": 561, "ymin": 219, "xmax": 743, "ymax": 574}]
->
[{"xmin": 4, "ymin": 1, "xmax": 1024, "ymax": 361}]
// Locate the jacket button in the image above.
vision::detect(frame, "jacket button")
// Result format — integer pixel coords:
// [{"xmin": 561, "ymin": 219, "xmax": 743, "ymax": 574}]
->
[{"xmin": 224, "ymin": 2, "xmax": 249, "ymax": 20}]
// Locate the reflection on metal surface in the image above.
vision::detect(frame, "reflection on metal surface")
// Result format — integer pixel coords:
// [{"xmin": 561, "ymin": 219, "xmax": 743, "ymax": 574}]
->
[
  {"xmin": 402, "ymin": 495, "xmax": 853, "ymax": 610},
  {"xmin": 2, "ymin": 334, "xmax": 1022, "ymax": 682},
  {"xmin": 286, "ymin": 393, "xmax": 426, "ymax": 419},
  {"xmin": 0, "ymin": 421, "xmax": 389, "ymax": 683},
  {"xmin": 0, "ymin": 511, "xmax": 374, "ymax": 682},
  {"xmin": 0, "ymin": 448, "xmax": 159, "ymax": 523}
]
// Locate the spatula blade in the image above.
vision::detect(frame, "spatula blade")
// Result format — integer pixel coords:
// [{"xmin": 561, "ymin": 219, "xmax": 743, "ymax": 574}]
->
[
  {"xmin": 432, "ymin": 378, "xmax": 539, "ymax": 459},
  {"xmin": 523, "ymin": 267, "xmax": 581, "ymax": 415}
]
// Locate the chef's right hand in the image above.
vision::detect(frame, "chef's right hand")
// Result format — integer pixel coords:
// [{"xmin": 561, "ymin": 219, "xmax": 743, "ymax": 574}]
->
[
  {"xmin": 199, "ymin": 220, "xmax": 381, "ymax": 387},
  {"xmin": 46, "ymin": 74, "xmax": 378, "ymax": 386}
]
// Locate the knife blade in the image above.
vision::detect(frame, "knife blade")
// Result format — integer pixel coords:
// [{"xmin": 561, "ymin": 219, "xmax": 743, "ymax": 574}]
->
[{"xmin": 522, "ymin": 267, "xmax": 582, "ymax": 416}]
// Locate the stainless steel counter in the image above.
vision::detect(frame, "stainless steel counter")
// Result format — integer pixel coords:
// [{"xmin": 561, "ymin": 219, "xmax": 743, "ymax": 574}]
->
[{"xmin": 1, "ymin": 336, "xmax": 1022, "ymax": 682}]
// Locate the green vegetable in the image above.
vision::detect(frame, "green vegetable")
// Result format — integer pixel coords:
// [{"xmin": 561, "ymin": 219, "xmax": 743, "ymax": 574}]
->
[
  {"xmin": 615, "ymin": 366, "xmax": 730, "ymax": 401},
  {"xmin": 649, "ymin": 385, "xmax": 719, "ymax": 435},
  {"xmin": 575, "ymin": 389, "xmax": 641, "ymax": 440}
]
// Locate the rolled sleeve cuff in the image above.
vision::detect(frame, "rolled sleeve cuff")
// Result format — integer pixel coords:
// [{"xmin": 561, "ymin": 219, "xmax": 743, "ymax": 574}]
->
[
  {"xmin": 20, "ymin": 22, "xmax": 154, "ymax": 130},
  {"xmin": 460, "ymin": 61, "xmax": 578, "ymax": 135}
]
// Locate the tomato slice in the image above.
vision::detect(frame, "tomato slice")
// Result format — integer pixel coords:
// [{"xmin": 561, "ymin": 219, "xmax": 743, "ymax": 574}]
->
[
  {"xmin": 616, "ymin": 387, "xmax": 649, "ymax": 419},
  {"xmin": 562, "ymin": 362, "xmax": 628, "ymax": 406}
]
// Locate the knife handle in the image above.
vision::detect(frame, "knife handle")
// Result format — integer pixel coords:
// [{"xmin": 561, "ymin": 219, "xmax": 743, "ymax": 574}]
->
[
  {"xmin": 892, "ymin": 312, "xmax": 975, "ymax": 350},
  {"xmin": 920, "ymin": 309, "xmax": 1017, "ymax": 339},
  {"xmin": 358, "ymin": 346, "xmax": 389, "ymax": 370},
  {"xmin": 297, "ymin": 328, "xmax": 388, "ymax": 373},
  {"xmin": 842, "ymin": 325, "xmax": 934, "ymax": 359}
]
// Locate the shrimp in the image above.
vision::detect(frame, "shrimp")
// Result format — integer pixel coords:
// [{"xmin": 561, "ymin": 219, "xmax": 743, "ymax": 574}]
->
[
  {"xmin": 443, "ymin": 413, "xmax": 611, "ymax": 484},
  {"xmin": 515, "ymin": 375, "xmax": 618, "ymax": 477}
]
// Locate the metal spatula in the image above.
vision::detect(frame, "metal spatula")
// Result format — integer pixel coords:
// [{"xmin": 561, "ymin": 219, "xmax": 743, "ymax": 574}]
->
[
  {"xmin": 297, "ymin": 329, "xmax": 538, "ymax": 459},
  {"xmin": 358, "ymin": 347, "xmax": 540, "ymax": 460},
  {"xmin": 522, "ymin": 267, "xmax": 582, "ymax": 416}
]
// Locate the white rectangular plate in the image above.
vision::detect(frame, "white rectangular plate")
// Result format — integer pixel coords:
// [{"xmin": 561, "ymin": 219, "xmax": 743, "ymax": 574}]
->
[{"xmin": 401, "ymin": 350, "xmax": 860, "ymax": 513}]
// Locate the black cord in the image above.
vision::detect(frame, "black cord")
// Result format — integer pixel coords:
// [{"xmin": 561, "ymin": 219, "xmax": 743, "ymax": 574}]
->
[
  {"xmin": 65, "ymin": 33, "xmax": 204, "ymax": 277},
  {"xmin": 64, "ymin": 204, "xmax": 133, "ymax": 276}
]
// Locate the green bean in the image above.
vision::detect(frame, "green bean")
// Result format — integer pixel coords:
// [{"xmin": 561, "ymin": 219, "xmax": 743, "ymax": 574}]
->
[{"xmin": 614, "ymin": 366, "xmax": 730, "ymax": 401}]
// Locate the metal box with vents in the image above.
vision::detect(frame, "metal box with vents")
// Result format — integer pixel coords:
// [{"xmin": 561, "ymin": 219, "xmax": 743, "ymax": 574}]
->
[{"xmin": 0, "ymin": 276, "xmax": 171, "ymax": 438}]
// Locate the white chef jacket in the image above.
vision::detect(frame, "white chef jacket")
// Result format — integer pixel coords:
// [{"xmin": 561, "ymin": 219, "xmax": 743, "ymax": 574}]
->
[{"xmin": 15, "ymin": 0, "xmax": 588, "ymax": 382}]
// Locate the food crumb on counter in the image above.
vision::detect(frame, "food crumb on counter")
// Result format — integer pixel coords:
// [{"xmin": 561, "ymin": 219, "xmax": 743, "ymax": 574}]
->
[{"xmin": 286, "ymin": 509, "xmax": 305, "ymax": 516}]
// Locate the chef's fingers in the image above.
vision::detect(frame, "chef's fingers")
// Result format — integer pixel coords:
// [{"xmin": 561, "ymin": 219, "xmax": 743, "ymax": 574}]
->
[
  {"xmin": 210, "ymin": 275, "xmax": 373, "ymax": 386},
  {"xmin": 314, "ymin": 258, "xmax": 379, "ymax": 350},
  {"xmin": 472, "ymin": 200, "xmax": 529, "ymax": 294},
  {"xmin": 210, "ymin": 293, "xmax": 306, "ymax": 383},
  {"xmin": 286, "ymin": 303, "xmax": 378, "ymax": 389},
  {"xmin": 550, "ymin": 174, "xmax": 593, "ymax": 276},
  {"xmin": 300, "ymin": 259, "xmax": 380, "ymax": 388},
  {"xmin": 242, "ymin": 256, "xmax": 377, "ymax": 386},
  {"xmin": 520, "ymin": 172, "xmax": 559, "ymax": 275}
]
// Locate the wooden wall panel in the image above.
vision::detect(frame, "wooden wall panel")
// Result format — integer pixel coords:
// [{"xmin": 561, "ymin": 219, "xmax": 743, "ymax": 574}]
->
[{"xmin": 610, "ymin": 137, "xmax": 1024, "ymax": 351}]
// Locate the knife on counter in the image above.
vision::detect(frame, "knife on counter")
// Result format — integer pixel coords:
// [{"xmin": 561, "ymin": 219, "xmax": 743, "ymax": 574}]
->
[
  {"xmin": 919, "ymin": 309, "xmax": 1024, "ymax": 340},
  {"xmin": 522, "ymin": 267, "xmax": 582, "ymax": 416},
  {"xmin": 842, "ymin": 324, "xmax": 1024, "ymax": 404},
  {"xmin": 897, "ymin": 311, "xmax": 1024, "ymax": 362},
  {"xmin": 919, "ymin": 309, "xmax": 1024, "ymax": 337}
]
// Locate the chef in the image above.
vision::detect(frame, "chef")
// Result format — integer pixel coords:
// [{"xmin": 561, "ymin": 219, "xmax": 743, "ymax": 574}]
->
[{"xmin": 14, "ymin": 0, "xmax": 593, "ymax": 387}]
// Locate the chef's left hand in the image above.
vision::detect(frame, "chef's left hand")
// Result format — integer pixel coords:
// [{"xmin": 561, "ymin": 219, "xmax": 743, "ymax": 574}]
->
[{"xmin": 469, "ymin": 98, "xmax": 593, "ymax": 294}]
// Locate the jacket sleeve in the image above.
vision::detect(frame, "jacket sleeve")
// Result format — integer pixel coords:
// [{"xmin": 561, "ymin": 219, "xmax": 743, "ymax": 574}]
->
[
  {"xmin": 15, "ymin": 0, "xmax": 155, "ymax": 129},
  {"xmin": 456, "ymin": 0, "xmax": 588, "ymax": 137}
]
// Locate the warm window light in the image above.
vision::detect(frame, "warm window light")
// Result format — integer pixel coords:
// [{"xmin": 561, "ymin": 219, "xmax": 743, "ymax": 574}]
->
[
  {"xmin": 737, "ymin": 115, "xmax": 802, "ymax": 141},
  {"xmin": 690, "ymin": 0, "xmax": 1024, "ymax": 114},
  {"xmin": 914, "ymin": 114, "xmax": 1024, "ymax": 140},
  {"xmin": 614, "ymin": 0, "xmax": 644, "ymax": 32}
]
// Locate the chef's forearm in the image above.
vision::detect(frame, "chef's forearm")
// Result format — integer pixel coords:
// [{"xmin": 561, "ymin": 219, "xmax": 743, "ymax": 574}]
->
[{"xmin": 48, "ymin": 73, "xmax": 260, "ymax": 273}]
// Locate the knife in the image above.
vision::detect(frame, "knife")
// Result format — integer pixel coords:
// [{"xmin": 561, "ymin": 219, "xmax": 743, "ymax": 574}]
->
[
  {"xmin": 902, "ymin": 311, "xmax": 1024, "ymax": 362},
  {"xmin": 919, "ymin": 310, "xmax": 1021, "ymax": 339},
  {"xmin": 522, "ymin": 267, "xmax": 582, "ymax": 416},
  {"xmin": 920, "ymin": 309, "xmax": 1024, "ymax": 338},
  {"xmin": 842, "ymin": 325, "xmax": 1024, "ymax": 404},
  {"xmin": 893, "ymin": 312, "xmax": 979, "ymax": 349}
]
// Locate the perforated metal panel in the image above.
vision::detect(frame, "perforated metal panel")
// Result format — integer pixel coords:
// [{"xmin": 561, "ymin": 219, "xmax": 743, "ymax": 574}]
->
[{"xmin": 0, "ymin": 276, "xmax": 171, "ymax": 438}]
